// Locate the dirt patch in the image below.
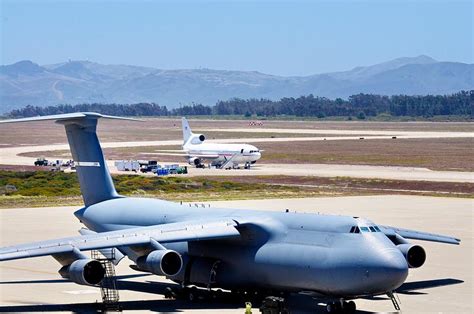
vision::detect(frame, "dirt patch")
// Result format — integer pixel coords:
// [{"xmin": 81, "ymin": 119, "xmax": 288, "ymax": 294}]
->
[{"xmin": 0, "ymin": 164, "xmax": 51, "ymax": 172}]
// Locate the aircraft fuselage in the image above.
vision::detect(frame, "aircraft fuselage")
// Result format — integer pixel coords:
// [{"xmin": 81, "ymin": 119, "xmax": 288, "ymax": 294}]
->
[
  {"xmin": 75, "ymin": 197, "xmax": 408, "ymax": 298},
  {"xmin": 185, "ymin": 143, "xmax": 261, "ymax": 166}
]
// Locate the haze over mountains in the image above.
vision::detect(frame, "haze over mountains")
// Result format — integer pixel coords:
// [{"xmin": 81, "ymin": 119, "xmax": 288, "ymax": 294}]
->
[{"xmin": 0, "ymin": 55, "xmax": 472, "ymax": 113}]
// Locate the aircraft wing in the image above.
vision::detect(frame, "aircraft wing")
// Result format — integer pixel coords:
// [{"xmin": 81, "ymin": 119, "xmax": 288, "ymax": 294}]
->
[
  {"xmin": 145, "ymin": 150, "xmax": 220, "ymax": 159},
  {"xmin": 0, "ymin": 219, "xmax": 240, "ymax": 261},
  {"xmin": 189, "ymin": 154, "xmax": 220, "ymax": 159},
  {"xmin": 154, "ymin": 149, "xmax": 188, "ymax": 153},
  {"xmin": 380, "ymin": 225, "xmax": 460, "ymax": 245},
  {"xmin": 144, "ymin": 152, "xmax": 189, "ymax": 156},
  {"xmin": 144, "ymin": 152, "xmax": 220, "ymax": 159}
]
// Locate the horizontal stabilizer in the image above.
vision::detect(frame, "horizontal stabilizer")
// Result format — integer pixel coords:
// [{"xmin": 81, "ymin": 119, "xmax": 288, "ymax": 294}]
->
[
  {"xmin": 0, "ymin": 112, "xmax": 142, "ymax": 124},
  {"xmin": 0, "ymin": 112, "xmax": 141, "ymax": 206}
]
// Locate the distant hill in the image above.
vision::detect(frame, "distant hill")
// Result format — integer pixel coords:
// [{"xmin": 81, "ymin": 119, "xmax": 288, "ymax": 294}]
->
[{"xmin": 1, "ymin": 56, "xmax": 473, "ymax": 113}]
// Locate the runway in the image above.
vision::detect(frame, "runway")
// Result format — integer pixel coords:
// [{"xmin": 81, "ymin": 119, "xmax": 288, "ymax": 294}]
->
[{"xmin": 0, "ymin": 195, "xmax": 472, "ymax": 313}]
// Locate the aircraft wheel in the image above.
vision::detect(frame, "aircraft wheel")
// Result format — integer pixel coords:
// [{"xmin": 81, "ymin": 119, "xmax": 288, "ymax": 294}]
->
[
  {"xmin": 326, "ymin": 303, "xmax": 335, "ymax": 313},
  {"xmin": 187, "ymin": 287, "xmax": 198, "ymax": 302},
  {"xmin": 164, "ymin": 287, "xmax": 175, "ymax": 299},
  {"xmin": 344, "ymin": 301, "xmax": 356, "ymax": 313},
  {"xmin": 326, "ymin": 302, "xmax": 342, "ymax": 313}
]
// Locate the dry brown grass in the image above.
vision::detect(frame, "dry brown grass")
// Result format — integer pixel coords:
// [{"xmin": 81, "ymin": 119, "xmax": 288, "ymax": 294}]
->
[
  {"xmin": 1, "ymin": 118, "xmax": 472, "ymax": 147},
  {"xmin": 257, "ymin": 138, "xmax": 474, "ymax": 171}
]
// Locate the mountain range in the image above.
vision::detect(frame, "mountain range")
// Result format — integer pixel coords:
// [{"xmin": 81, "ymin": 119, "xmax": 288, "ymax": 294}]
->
[{"xmin": 0, "ymin": 55, "xmax": 472, "ymax": 113}]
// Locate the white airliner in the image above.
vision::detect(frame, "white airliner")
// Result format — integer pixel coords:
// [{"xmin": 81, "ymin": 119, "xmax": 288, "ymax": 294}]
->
[{"xmin": 181, "ymin": 117, "xmax": 261, "ymax": 169}]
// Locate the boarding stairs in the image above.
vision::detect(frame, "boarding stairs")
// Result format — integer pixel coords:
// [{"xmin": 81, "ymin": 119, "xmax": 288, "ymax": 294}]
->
[
  {"xmin": 91, "ymin": 249, "xmax": 121, "ymax": 311},
  {"xmin": 219, "ymin": 154, "xmax": 239, "ymax": 169},
  {"xmin": 387, "ymin": 290, "xmax": 401, "ymax": 311}
]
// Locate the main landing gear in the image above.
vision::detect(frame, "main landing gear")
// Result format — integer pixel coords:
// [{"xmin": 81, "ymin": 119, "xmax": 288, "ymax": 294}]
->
[
  {"xmin": 165, "ymin": 286, "xmax": 228, "ymax": 303},
  {"xmin": 259, "ymin": 296, "xmax": 290, "ymax": 314},
  {"xmin": 326, "ymin": 300, "xmax": 356, "ymax": 314},
  {"xmin": 165, "ymin": 286, "xmax": 291, "ymax": 313}
]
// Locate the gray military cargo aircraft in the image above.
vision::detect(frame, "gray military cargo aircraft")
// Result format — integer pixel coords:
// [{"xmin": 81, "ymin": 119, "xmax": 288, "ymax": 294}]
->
[{"xmin": 0, "ymin": 113, "xmax": 460, "ymax": 313}]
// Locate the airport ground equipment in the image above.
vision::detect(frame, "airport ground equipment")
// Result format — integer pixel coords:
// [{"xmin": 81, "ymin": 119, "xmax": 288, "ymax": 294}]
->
[
  {"xmin": 115, "ymin": 160, "xmax": 140, "ymax": 172},
  {"xmin": 34, "ymin": 157, "xmax": 49, "ymax": 166},
  {"xmin": 0, "ymin": 113, "xmax": 461, "ymax": 314},
  {"xmin": 139, "ymin": 160, "xmax": 159, "ymax": 173},
  {"xmin": 140, "ymin": 164, "xmax": 159, "ymax": 173},
  {"xmin": 91, "ymin": 250, "xmax": 121, "ymax": 311},
  {"xmin": 386, "ymin": 291, "xmax": 401, "ymax": 311}
]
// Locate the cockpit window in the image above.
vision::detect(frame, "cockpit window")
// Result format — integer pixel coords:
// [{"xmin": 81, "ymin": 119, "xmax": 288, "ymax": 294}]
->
[
  {"xmin": 352, "ymin": 225, "xmax": 380, "ymax": 233},
  {"xmin": 349, "ymin": 226, "xmax": 361, "ymax": 233}
]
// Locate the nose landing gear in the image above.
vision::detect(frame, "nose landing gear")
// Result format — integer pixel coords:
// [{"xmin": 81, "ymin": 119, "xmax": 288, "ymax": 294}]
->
[{"xmin": 326, "ymin": 300, "xmax": 356, "ymax": 314}]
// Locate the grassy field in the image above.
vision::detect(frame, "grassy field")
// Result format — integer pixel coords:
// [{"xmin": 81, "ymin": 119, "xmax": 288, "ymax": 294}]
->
[
  {"xmin": 0, "ymin": 170, "xmax": 299, "ymax": 208},
  {"xmin": 0, "ymin": 170, "xmax": 471, "ymax": 208}
]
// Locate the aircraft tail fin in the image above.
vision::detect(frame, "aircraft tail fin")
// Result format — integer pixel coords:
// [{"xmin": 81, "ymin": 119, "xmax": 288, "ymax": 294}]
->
[
  {"xmin": 1, "ymin": 112, "xmax": 140, "ymax": 206},
  {"xmin": 182, "ymin": 117, "xmax": 193, "ymax": 145}
]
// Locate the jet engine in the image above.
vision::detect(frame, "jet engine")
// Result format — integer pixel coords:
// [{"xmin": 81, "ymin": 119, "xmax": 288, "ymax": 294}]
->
[
  {"xmin": 397, "ymin": 244, "xmax": 426, "ymax": 268},
  {"xmin": 136, "ymin": 250, "xmax": 183, "ymax": 276},
  {"xmin": 188, "ymin": 157, "xmax": 202, "ymax": 167},
  {"xmin": 59, "ymin": 259, "xmax": 105, "ymax": 286},
  {"xmin": 190, "ymin": 134, "xmax": 205, "ymax": 144}
]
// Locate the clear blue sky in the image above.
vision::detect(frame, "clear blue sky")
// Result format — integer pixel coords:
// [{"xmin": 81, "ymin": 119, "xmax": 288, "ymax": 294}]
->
[{"xmin": 0, "ymin": 0, "xmax": 472, "ymax": 76}]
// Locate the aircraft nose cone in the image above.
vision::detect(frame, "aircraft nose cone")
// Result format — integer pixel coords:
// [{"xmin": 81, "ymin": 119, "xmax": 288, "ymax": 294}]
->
[{"xmin": 366, "ymin": 250, "xmax": 408, "ymax": 293}]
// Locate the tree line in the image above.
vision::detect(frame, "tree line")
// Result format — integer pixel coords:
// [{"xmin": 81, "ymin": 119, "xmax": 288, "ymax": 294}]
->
[{"xmin": 5, "ymin": 90, "xmax": 473, "ymax": 119}]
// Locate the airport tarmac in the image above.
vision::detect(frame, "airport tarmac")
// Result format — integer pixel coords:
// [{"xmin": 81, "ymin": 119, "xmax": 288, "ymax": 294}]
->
[
  {"xmin": 182, "ymin": 163, "xmax": 474, "ymax": 183},
  {"xmin": 0, "ymin": 195, "xmax": 472, "ymax": 313}
]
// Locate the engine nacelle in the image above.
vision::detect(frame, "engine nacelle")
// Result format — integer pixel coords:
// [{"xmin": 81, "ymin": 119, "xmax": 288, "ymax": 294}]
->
[
  {"xmin": 59, "ymin": 259, "xmax": 105, "ymax": 286},
  {"xmin": 190, "ymin": 134, "xmax": 205, "ymax": 144},
  {"xmin": 188, "ymin": 157, "xmax": 202, "ymax": 166},
  {"xmin": 136, "ymin": 250, "xmax": 183, "ymax": 277},
  {"xmin": 397, "ymin": 244, "xmax": 426, "ymax": 268}
]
